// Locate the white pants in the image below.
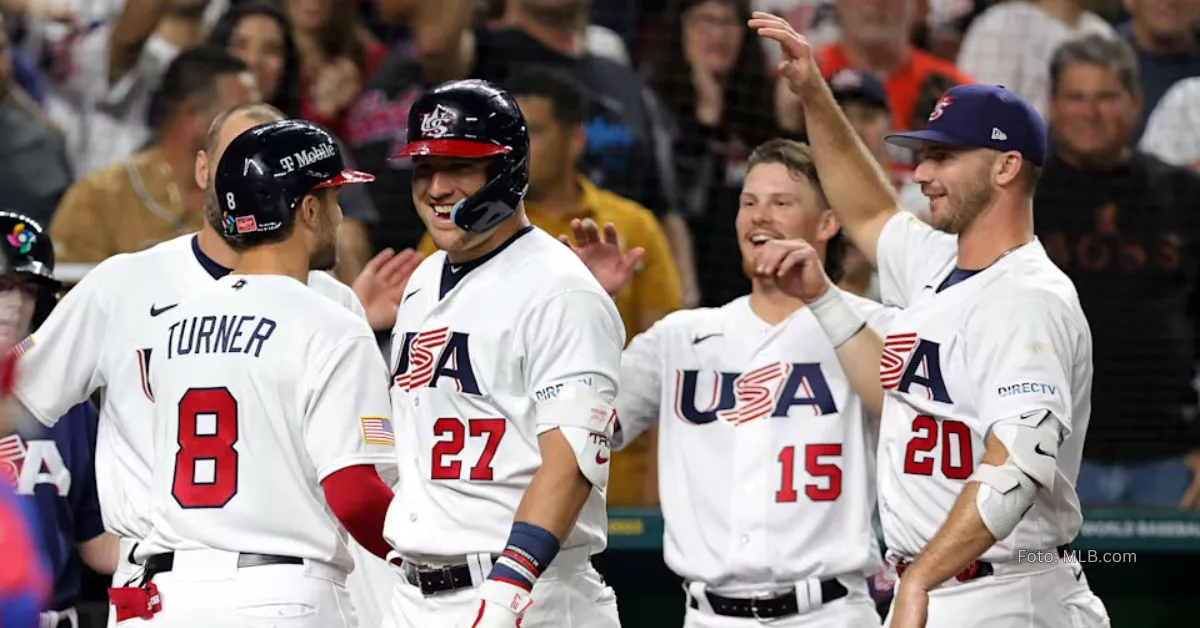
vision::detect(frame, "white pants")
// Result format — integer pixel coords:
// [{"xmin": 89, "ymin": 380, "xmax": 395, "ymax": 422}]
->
[
  {"xmin": 344, "ymin": 539, "xmax": 404, "ymax": 628},
  {"xmin": 883, "ymin": 562, "xmax": 1110, "ymax": 628},
  {"xmin": 683, "ymin": 578, "xmax": 882, "ymax": 628},
  {"xmin": 381, "ymin": 548, "xmax": 620, "ymax": 628},
  {"xmin": 110, "ymin": 548, "xmax": 355, "ymax": 627},
  {"xmin": 108, "ymin": 537, "xmax": 396, "ymax": 628}
]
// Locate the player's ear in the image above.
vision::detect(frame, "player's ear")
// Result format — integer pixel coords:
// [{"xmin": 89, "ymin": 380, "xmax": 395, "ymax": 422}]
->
[
  {"xmin": 816, "ymin": 208, "xmax": 841, "ymax": 243},
  {"xmin": 568, "ymin": 124, "xmax": 587, "ymax": 163},
  {"xmin": 195, "ymin": 150, "xmax": 209, "ymax": 191}
]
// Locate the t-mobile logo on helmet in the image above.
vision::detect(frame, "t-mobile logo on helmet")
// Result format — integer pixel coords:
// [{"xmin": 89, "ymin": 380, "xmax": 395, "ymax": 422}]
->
[
  {"xmin": 278, "ymin": 143, "xmax": 337, "ymax": 172},
  {"xmin": 420, "ymin": 104, "xmax": 456, "ymax": 139}
]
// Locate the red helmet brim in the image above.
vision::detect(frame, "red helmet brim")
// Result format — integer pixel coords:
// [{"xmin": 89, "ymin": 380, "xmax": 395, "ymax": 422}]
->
[
  {"xmin": 392, "ymin": 139, "xmax": 512, "ymax": 159},
  {"xmin": 314, "ymin": 169, "xmax": 376, "ymax": 189}
]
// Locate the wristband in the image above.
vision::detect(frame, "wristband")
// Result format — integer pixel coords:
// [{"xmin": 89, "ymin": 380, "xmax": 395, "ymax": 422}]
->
[
  {"xmin": 487, "ymin": 522, "xmax": 561, "ymax": 592},
  {"xmin": 808, "ymin": 285, "xmax": 866, "ymax": 348}
]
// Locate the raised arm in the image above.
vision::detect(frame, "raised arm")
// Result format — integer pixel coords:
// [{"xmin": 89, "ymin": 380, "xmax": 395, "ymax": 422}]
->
[{"xmin": 750, "ymin": 13, "xmax": 903, "ymax": 266}]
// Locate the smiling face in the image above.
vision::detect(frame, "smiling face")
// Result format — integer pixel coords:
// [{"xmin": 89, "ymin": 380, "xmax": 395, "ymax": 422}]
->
[
  {"xmin": 736, "ymin": 161, "xmax": 835, "ymax": 280},
  {"xmin": 911, "ymin": 143, "xmax": 998, "ymax": 234},
  {"xmin": 682, "ymin": 0, "xmax": 744, "ymax": 77},
  {"xmin": 411, "ymin": 155, "xmax": 496, "ymax": 257},
  {"xmin": 227, "ymin": 14, "xmax": 286, "ymax": 103}
]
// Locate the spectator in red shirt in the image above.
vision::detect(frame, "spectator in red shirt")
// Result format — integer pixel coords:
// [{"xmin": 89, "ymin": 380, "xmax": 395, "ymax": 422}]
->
[{"xmin": 813, "ymin": 0, "xmax": 972, "ymax": 133}]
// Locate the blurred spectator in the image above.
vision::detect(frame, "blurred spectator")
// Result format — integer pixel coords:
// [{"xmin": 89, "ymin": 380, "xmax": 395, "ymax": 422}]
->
[
  {"xmin": 645, "ymin": 0, "xmax": 777, "ymax": 309},
  {"xmin": 391, "ymin": 0, "xmax": 700, "ymax": 305},
  {"xmin": 1140, "ymin": 75, "xmax": 1200, "ymax": 170},
  {"xmin": 0, "ymin": 14, "xmax": 72, "ymax": 226},
  {"xmin": 812, "ymin": 0, "xmax": 972, "ymax": 134},
  {"xmin": 417, "ymin": 67, "xmax": 685, "ymax": 506},
  {"xmin": 45, "ymin": 0, "xmax": 211, "ymax": 177},
  {"xmin": 343, "ymin": 1, "xmax": 475, "ymax": 252},
  {"xmin": 284, "ymin": 0, "xmax": 386, "ymax": 138},
  {"xmin": 1119, "ymin": 0, "xmax": 1200, "ymax": 140},
  {"xmin": 207, "ymin": 0, "xmax": 301, "ymax": 117},
  {"xmin": 912, "ymin": 0, "xmax": 987, "ymax": 61},
  {"xmin": 956, "ymin": 0, "xmax": 1116, "ymax": 116},
  {"xmin": 49, "ymin": 46, "xmax": 257, "ymax": 264},
  {"xmin": 1035, "ymin": 34, "xmax": 1200, "ymax": 508}
]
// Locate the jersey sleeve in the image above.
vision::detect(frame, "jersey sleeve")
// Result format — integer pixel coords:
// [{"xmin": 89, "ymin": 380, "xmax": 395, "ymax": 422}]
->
[
  {"xmin": 519, "ymin": 289, "xmax": 625, "ymax": 433},
  {"xmin": 303, "ymin": 334, "xmax": 397, "ymax": 481},
  {"xmin": 966, "ymin": 293, "xmax": 1083, "ymax": 434},
  {"xmin": 875, "ymin": 211, "xmax": 958, "ymax": 307},
  {"xmin": 612, "ymin": 322, "xmax": 666, "ymax": 450},
  {"xmin": 12, "ymin": 268, "xmax": 111, "ymax": 427}
]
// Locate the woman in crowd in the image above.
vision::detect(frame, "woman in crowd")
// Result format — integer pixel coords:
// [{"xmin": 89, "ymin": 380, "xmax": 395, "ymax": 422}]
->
[
  {"xmin": 646, "ymin": 0, "xmax": 781, "ymax": 308},
  {"xmin": 283, "ymin": 0, "xmax": 386, "ymax": 138},
  {"xmin": 207, "ymin": 0, "xmax": 302, "ymax": 117}
]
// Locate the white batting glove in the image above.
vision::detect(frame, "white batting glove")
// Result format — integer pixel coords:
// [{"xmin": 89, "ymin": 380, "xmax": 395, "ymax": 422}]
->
[{"xmin": 454, "ymin": 579, "xmax": 534, "ymax": 628}]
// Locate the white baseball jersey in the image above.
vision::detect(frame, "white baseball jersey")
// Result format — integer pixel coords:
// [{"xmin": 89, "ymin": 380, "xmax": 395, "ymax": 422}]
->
[
  {"xmin": 384, "ymin": 226, "xmax": 624, "ymax": 560},
  {"xmin": 133, "ymin": 274, "xmax": 394, "ymax": 571},
  {"xmin": 873, "ymin": 212, "xmax": 1092, "ymax": 563},
  {"xmin": 12, "ymin": 234, "xmax": 365, "ymax": 540},
  {"xmin": 615, "ymin": 294, "xmax": 893, "ymax": 592}
]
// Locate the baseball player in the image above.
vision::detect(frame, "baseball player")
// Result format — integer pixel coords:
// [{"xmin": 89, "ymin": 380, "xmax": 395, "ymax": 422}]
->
[
  {"xmin": 120, "ymin": 119, "xmax": 397, "ymax": 627},
  {"xmin": 10, "ymin": 104, "xmax": 408, "ymax": 627},
  {"xmin": 0, "ymin": 212, "xmax": 117, "ymax": 628},
  {"xmin": 571, "ymin": 138, "xmax": 892, "ymax": 627},
  {"xmin": 751, "ymin": 12, "xmax": 1110, "ymax": 627},
  {"xmin": 381, "ymin": 79, "xmax": 625, "ymax": 628}
]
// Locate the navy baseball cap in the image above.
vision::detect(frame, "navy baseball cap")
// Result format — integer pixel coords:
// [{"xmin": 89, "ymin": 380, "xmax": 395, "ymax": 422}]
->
[
  {"xmin": 885, "ymin": 84, "xmax": 1048, "ymax": 166},
  {"xmin": 829, "ymin": 69, "xmax": 890, "ymax": 112}
]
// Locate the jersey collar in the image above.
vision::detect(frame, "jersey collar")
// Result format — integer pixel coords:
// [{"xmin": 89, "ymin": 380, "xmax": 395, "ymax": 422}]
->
[
  {"xmin": 191, "ymin": 235, "xmax": 233, "ymax": 280},
  {"xmin": 439, "ymin": 225, "xmax": 535, "ymax": 300}
]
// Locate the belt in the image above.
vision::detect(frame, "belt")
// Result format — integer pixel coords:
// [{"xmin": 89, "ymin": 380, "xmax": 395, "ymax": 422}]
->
[
  {"xmin": 392, "ymin": 556, "xmax": 496, "ymax": 596},
  {"xmin": 688, "ymin": 579, "xmax": 849, "ymax": 619},
  {"xmin": 141, "ymin": 552, "xmax": 304, "ymax": 583},
  {"xmin": 895, "ymin": 544, "xmax": 1072, "ymax": 584}
]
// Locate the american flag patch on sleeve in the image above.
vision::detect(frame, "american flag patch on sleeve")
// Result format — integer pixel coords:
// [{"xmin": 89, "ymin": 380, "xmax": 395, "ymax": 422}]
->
[
  {"xmin": 9, "ymin": 336, "xmax": 34, "ymax": 358},
  {"xmin": 360, "ymin": 417, "xmax": 395, "ymax": 446}
]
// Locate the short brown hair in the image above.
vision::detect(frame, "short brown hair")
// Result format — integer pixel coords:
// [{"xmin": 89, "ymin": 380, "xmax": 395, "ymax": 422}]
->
[
  {"xmin": 1049, "ymin": 34, "xmax": 1139, "ymax": 97},
  {"xmin": 746, "ymin": 139, "xmax": 845, "ymax": 283}
]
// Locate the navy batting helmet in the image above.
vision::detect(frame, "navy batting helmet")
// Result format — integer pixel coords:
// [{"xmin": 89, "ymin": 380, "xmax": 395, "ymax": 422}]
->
[
  {"xmin": 215, "ymin": 119, "xmax": 374, "ymax": 243},
  {"xmin": 393, "ymin": 79, "xmax": 529, "ymax": 233},
  {"xmin": 0, "ymin": 211, "xmax": 61, "ymax": 329}
]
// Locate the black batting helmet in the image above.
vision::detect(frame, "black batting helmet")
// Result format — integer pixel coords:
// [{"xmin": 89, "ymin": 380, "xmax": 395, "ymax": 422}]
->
[
  {"xmin": 0, "ymin": 211, "xmax": 61, "ymax": 329},
  {"xmin": 393, "ymin": 79, "xmax": 529, "ymax": 233},
  {"xmin": 215, "ymin": 119, "xmax": 374, "ymax": 243}
]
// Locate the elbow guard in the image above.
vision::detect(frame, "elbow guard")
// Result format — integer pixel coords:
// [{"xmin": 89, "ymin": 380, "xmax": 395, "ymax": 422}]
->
[
  {"xmin": 535, "ymin": 383, "xmax": 618, "ymax": 491},
  {"xmin": 973, "ymin": 462, "xmax": 1037, "ymax": 540}
]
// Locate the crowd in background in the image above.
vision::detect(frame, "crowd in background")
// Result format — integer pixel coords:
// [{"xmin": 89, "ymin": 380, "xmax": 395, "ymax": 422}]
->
[{"xmin": 1, "ymin": 0, "xmax": 1198, "ymax": 526}]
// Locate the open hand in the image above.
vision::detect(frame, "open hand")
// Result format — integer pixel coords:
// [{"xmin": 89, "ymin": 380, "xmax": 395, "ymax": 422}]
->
[
  {"xmin": 748, "ymin": 12, "xmax": 820, "ymax": 96},
  {"xmin": 753, "ymin": 239, "xmax": 831, "ymax": 303},
  {"xmin": 351, "ymin": 247, "xmax": 424, "ymax": 331},
  {"xmin": 559, "ymin": 218, "xmax": 645, "ymax": 298}
]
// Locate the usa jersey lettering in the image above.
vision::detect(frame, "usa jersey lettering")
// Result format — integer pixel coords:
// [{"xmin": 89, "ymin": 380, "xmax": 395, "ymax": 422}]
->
[
  {"xmin": 674, "ymin": 362, "xmax": 839, "ymax": 425},
  {"xmin": 391, "ymin": 327, "xmax": 479, "ymax": 394},
  {"xmin": 1, "ymin": 434, "xmax": 71, "ymax": 495},
  {"xmin": 881, "ymin": 333, "xmax": 952, "ymax": 403}
]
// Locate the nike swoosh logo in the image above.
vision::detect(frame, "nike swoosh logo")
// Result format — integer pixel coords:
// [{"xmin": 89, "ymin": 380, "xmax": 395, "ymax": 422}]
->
[
  {"xmin": 404, "ymin": 288, "xmax": 421, "ymax": 302},
  {"xmin": 692, "ymin": 333, "xmax": 722, "ymax": 345},
  {"xmin": 149, "ymin": 303, "xmax": 178, "ymax": 317},
  {"xmin": 450, "ymin": 265, "xmax": 463, "ymax": 274},
  {"xmin": 1034, "ymin": 443, "xmax": 1055, "ymax": 458},
  {"xmin": 595, "ymin": 452, "xmax": 609, "ymax": 464},
  {"xmin": 1021, "ymin": 410, "xmax": 1044, "ymax": 421}
]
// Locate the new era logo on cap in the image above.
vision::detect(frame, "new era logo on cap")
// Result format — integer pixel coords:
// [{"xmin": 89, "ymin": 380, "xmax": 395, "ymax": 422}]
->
[{"xmin": 884, "ymin": 84, "xmax": 1048, "ymax": 166}]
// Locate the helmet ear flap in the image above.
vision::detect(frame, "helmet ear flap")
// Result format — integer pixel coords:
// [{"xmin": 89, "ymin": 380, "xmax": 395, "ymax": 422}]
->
[{"xmin": 451, "ymin": 151, "xmax": 528, "ymax": 233}]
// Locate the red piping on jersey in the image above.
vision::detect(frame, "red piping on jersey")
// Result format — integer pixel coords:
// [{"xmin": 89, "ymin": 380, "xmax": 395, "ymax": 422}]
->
[{"xmin": 321, "ymin": 465, "xmax": 393, "ymax": 559}]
